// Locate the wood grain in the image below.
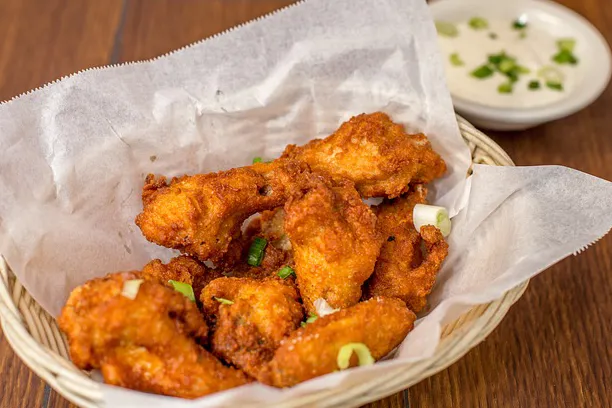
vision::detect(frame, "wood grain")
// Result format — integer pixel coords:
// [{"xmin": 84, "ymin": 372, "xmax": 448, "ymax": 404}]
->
[
  {"xmin": 118, "ymin": 0, "xmax": 297, "ymax": 62},
  {"xmin": 0, "ymin": 0, "xmax": 610, "ymax": 407},
  {"xmin": 0, "ymin": 1, "xmax": 123, "ymax": 407}
]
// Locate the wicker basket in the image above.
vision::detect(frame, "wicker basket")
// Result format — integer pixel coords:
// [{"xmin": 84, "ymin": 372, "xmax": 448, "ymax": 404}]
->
[{"xmin": 0, "ymin": 116, "xmax": 526, "ymax": 408}]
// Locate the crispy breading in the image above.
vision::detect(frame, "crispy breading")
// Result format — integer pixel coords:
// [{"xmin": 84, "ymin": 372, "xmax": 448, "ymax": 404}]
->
[
  {"xmin": 58, "ymin": 272, "xmax": 249, "ymax": 398},
  {"xmin": 281, "ymin": 112, "xmax": 446, "ymax": 198},
  {"xmin": 216, "ymin": 231, "xmax": 294, "ymax": 280},
  {"xmin": 365, "ymin": 186, "xmax": 449, "ymax": 312},
  {"xmin": 135, "ymin": 159, "xmax": 310, "ymax": 263},
  {"xmin": 142, "ymin": 255, "xmax": 223, "ymax": 299},
  {"xmin": 258, "ymin": 297, "xmax": 415, "ymax": 387},
  {"xmin": 284, "ymin": 175, "xmax": 382, "ymax": 313},
  {"xmin": 201, "ymin": 277, "xmax": 303, "ymax": 378}
]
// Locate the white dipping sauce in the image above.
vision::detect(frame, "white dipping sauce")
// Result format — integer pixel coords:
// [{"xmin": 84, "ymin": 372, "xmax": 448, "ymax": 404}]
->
[{"xmin": 438, "ymin": 20, "xmax": 578, "ymax": 109}]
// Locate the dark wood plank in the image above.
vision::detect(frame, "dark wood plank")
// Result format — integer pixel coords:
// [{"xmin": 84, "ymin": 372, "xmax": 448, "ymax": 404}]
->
[
  {"xmin": 118, "ymin": 0, "xmax": 297, "ymax": 62},
  {"xmin": 0, "ymin": 0, "xmax": 124, "ymax": 407},
  {"xmin": 409, "ymin": 0, "xmax": 612, "ymax": 406},
  {"xmin": 0, "ymin": 0, "xmax": 125, "ymax": 101},
  {"xmin": 0, "ymin": 330, "xmax": 47, "ymax": 408}
]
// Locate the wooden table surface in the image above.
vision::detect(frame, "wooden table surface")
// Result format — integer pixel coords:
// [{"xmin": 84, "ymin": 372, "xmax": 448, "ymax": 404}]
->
[{"xmin": 0, "ymin": 0, "xmax": 610, "ymax": 407}]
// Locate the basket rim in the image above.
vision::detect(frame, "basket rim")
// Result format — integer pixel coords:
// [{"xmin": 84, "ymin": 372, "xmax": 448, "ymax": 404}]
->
[{"xmin": 0, "ymin": 115, "xmax": 527, "ymax": 408}]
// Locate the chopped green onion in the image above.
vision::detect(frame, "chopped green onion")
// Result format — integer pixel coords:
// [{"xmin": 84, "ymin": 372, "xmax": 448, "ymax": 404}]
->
[
  {"xmin": 313, "ymin": 298, "xmax": 340, "ymax": 317},
  {"xmin": 121, "ymin": 279, "xmax": 144, "ymax": 300},
  {"xmin": 538, "ymin": 66, "xmax": 565, "ymax": 83},
  {"xmin": 513, "ymin": 16, "xmax": 528, "ymax": 30},
  {"xmin": 489, "ymin": 33, "xmax": 498, "ymax": 40},
  {"xmin": 413, "ymin": 204, "xmax": 452, "ymax": 237},
  {"xmin": 519, "ymin": 31, "xmax": 527, "ymax": 39},
  {"xmin": 450, "ymin": 53, "xmax": 464, "ymax": 67},
  {"xmin": 337, "ymin": 343, "xmax": 375, "ymax": 370},
  {"xmin": 557, "ymin": 38, "xmax": 576, "ymax": 52},
  {"xmin": 300, "ymin": 313, "xmax": 318, "ymax": 327},
  {"xmin": 552, "ymin": 49, "xmax": 578, "ymax": 65},
  {"xmin": 528, "ymin": 80, "xmax": 541, "ymax": 90},
  {"xmin": 498, "ymin": 82, "xmax": 514, "ymax": 94},
  {"xmin": 517, "ymin": 66, "xmax": 531, "ymax": 74},
  {"xmin": 471, "ymin": 65, "xmax": 494, "ymax": 79},
  {"xmin": 168, "ymin": 280, "xmax": 195, "ymax": 302},
  {"xmin": 488, "ymin": 53, "xmax": 505, "ymax": 65},
  {"xmin": 247, "ymin": 237, "xmax": 268, "ymax": 266},
  {"xmin": 214, "ymin": 296, "xmax": 234, "ymax": 305},
  {"xmin": 546, "ymin": 81, "xmax": 564, "ymax": 91},
  {"xmin": 277, "ymin": 266, "xmax": 295, "ymax": 279},
  {"xmin": 468, "ymin": 17, "xmax": 488, "ymax": 30},
  {"xmin": 435, "ymin": 21, "xmax": 459, "ymax": 38},
  {"xmin": 252, "ymin": 157, "xmax": 263, "ymax": 164},
  {"xmin": 498, "ymin": 59, "xmax": 516, "ymax": 74}
]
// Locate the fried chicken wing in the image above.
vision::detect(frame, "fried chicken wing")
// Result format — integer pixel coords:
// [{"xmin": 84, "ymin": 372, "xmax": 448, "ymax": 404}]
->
[
  {"xmin": 258, "ymin": 297, "xmax": 415, "ymax": 387},
  {"xmin": 284, "ymin": 176, "xmax": 382, "ymax": 313},
  {"xmin": 365, "ymin": 186, "xmax": 449, "ymax": 312},
  {"xmin": 58, "ymin": 272, "xmax": 249, "ymax": 398},
  {"xmin": 201, "ymin": 277, "xmax": 303, "ymax": 378},
  {"xmin": 281, "ymin": 112, "xmax": 446, "ymax": 198},
  {"xmin": 142, "ymin": 255, "xmax": 223, "ymax": 298},
  {"xmin": 135, "ymin": 159, "xmax": 310, "ymax": 263}
]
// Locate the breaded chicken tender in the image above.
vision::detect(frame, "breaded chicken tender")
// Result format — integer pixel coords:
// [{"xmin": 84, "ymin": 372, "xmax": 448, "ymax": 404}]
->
[
  {"xmin": 284, "ymin": 176, "xmax": 382, "ymax": 313},
  {"xmin": 281, "ymin": 112, "xmax": 446, "ymax": 198},
  {"xmin": 142, "ymin": 255, "xmax": 223, "ymax": 298},
  {"xmin": 201, "ymin": 277, "xmax": 303, "ymax": 378},
  {"xmin": 258, "ymin": 297, "xmax": 415, "ymax": 387},
  {"xmin": 365, "ymin": 186, "xmax": 449, "ymax": 312},
  {"xmin": 135, "ymin": 159, "xmax": 310, "ymax": 263},
  {"xmin": 58, "ymin": 272, "xmax": 249, "ymax": 398}
]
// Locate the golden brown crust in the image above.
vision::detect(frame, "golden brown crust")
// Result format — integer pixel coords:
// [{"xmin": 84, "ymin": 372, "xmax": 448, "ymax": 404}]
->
[
  {"xmin": 281, "ymin": 112, "xmax": 446, "ymax": 198},
  {"xmin": 135, "ymin": 159, "xmax": 311, "ymax": 263},
  {"xmin": 201, "ymin": 277, "xmax": 304, "ymax": 378},
  {"xmin": 365, "ymin": 187, "xmax": 449, "ymax": 312},
  {"xmin": 141, "ymin": 255, "xmax": 223, "ymax": 299},
  {"xmin": 284, "ymin": 175, "xmax": 382, "ymax": 313},
  {"xmin": 258, "ymin": 297, "xmax": 416, "ymax": 387},
  {"xmin": 58, "ymin": 272, "xmax": 249, "ymax": 398}
]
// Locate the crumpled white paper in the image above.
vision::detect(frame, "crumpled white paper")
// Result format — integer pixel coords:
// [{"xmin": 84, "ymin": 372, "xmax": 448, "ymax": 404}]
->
[{"xmin": 0, "ymin": 0, "xmax": 610, "ymax": 406}]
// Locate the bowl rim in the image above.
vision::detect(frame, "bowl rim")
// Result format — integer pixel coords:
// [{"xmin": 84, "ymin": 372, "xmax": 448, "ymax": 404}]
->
[{"xmin": 429, "ymin": 0, "xmax": 612, "ymax": 124}]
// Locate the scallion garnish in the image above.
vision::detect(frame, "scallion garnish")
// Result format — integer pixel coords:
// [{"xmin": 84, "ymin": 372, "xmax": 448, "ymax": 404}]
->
[
  {"xmin": 413, "ymin": 204, "xmax": 452, "ymax": 237},
  {"xmin": 557, "ymin": 38, "xmax": 576, "ymax": 52},
  {"xmin": 468, "ymin": 17, "xmax": 488, "ymax": 30},
  {"xmin": 214, "ymin": 296, "xmax": 234, "ymax": 305},
  {"xmin": 489, "ymin": 33, "xmax": 498, "ymax": 40},
  {"xmin": 313, "ymin": 298, "xmax": 340, "ymax": 317},
  {"xmin": 300, "ymin": 313, "xmax": 318, "ymax": 327},
  {"xmin": 435, "ymin": 21, "xmax": 459, "ymax": 38},
  {"xmin": 498, "ymin": 82, "xmax": 514, "ymax": 94},
  {"xmin": 552, "ymin": 38, "xmax": 578, "ymax": 65},
  {"xmin": 538, "ymin": 66, "xmax": 565, "ymax": 83},
  {"xmin": 247, "ymin": 237, "xmax": 268, "ymax": 266},
  {"xmin": 450, "ymin": 53, "xmax": 464, "ymax": 67},
  {"xmin": 528, "ymin": 80, "xmax": 541, "ymax": 90},
  {"xmin": 168, "ymin": 280, "xmax": 195, "ymax": 302},
  {"xmin": 498, "ymin": 59, "xmax": 516, "ymax": 74},
  {"xmin": 546, "ymin": 81, "xmax": 564, "ymax": 91},
  {"xmin": 471, "ymin": 65, "xmax": 494, "ymax": 79},
  {"xmin": 252, "ymin": 157, "xmax": 263, "ymax": 164},
  {"xmin": 513, "ymin": 16, "xmax": 528, "ymax": 30},
  {"xmin": 337, "ymin": 343, "xmax": 375, "ymax": 370},
  {"xmin": 553, "ymin": 50, "xmax": 578, "ymax": 65},
  {"xmin": 277, "ymin": 266, "xmax": 295, "ymax": 279},
  {"xmin": 121, "ymin": 279, "xmax": 144, "ymax": 300}
]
